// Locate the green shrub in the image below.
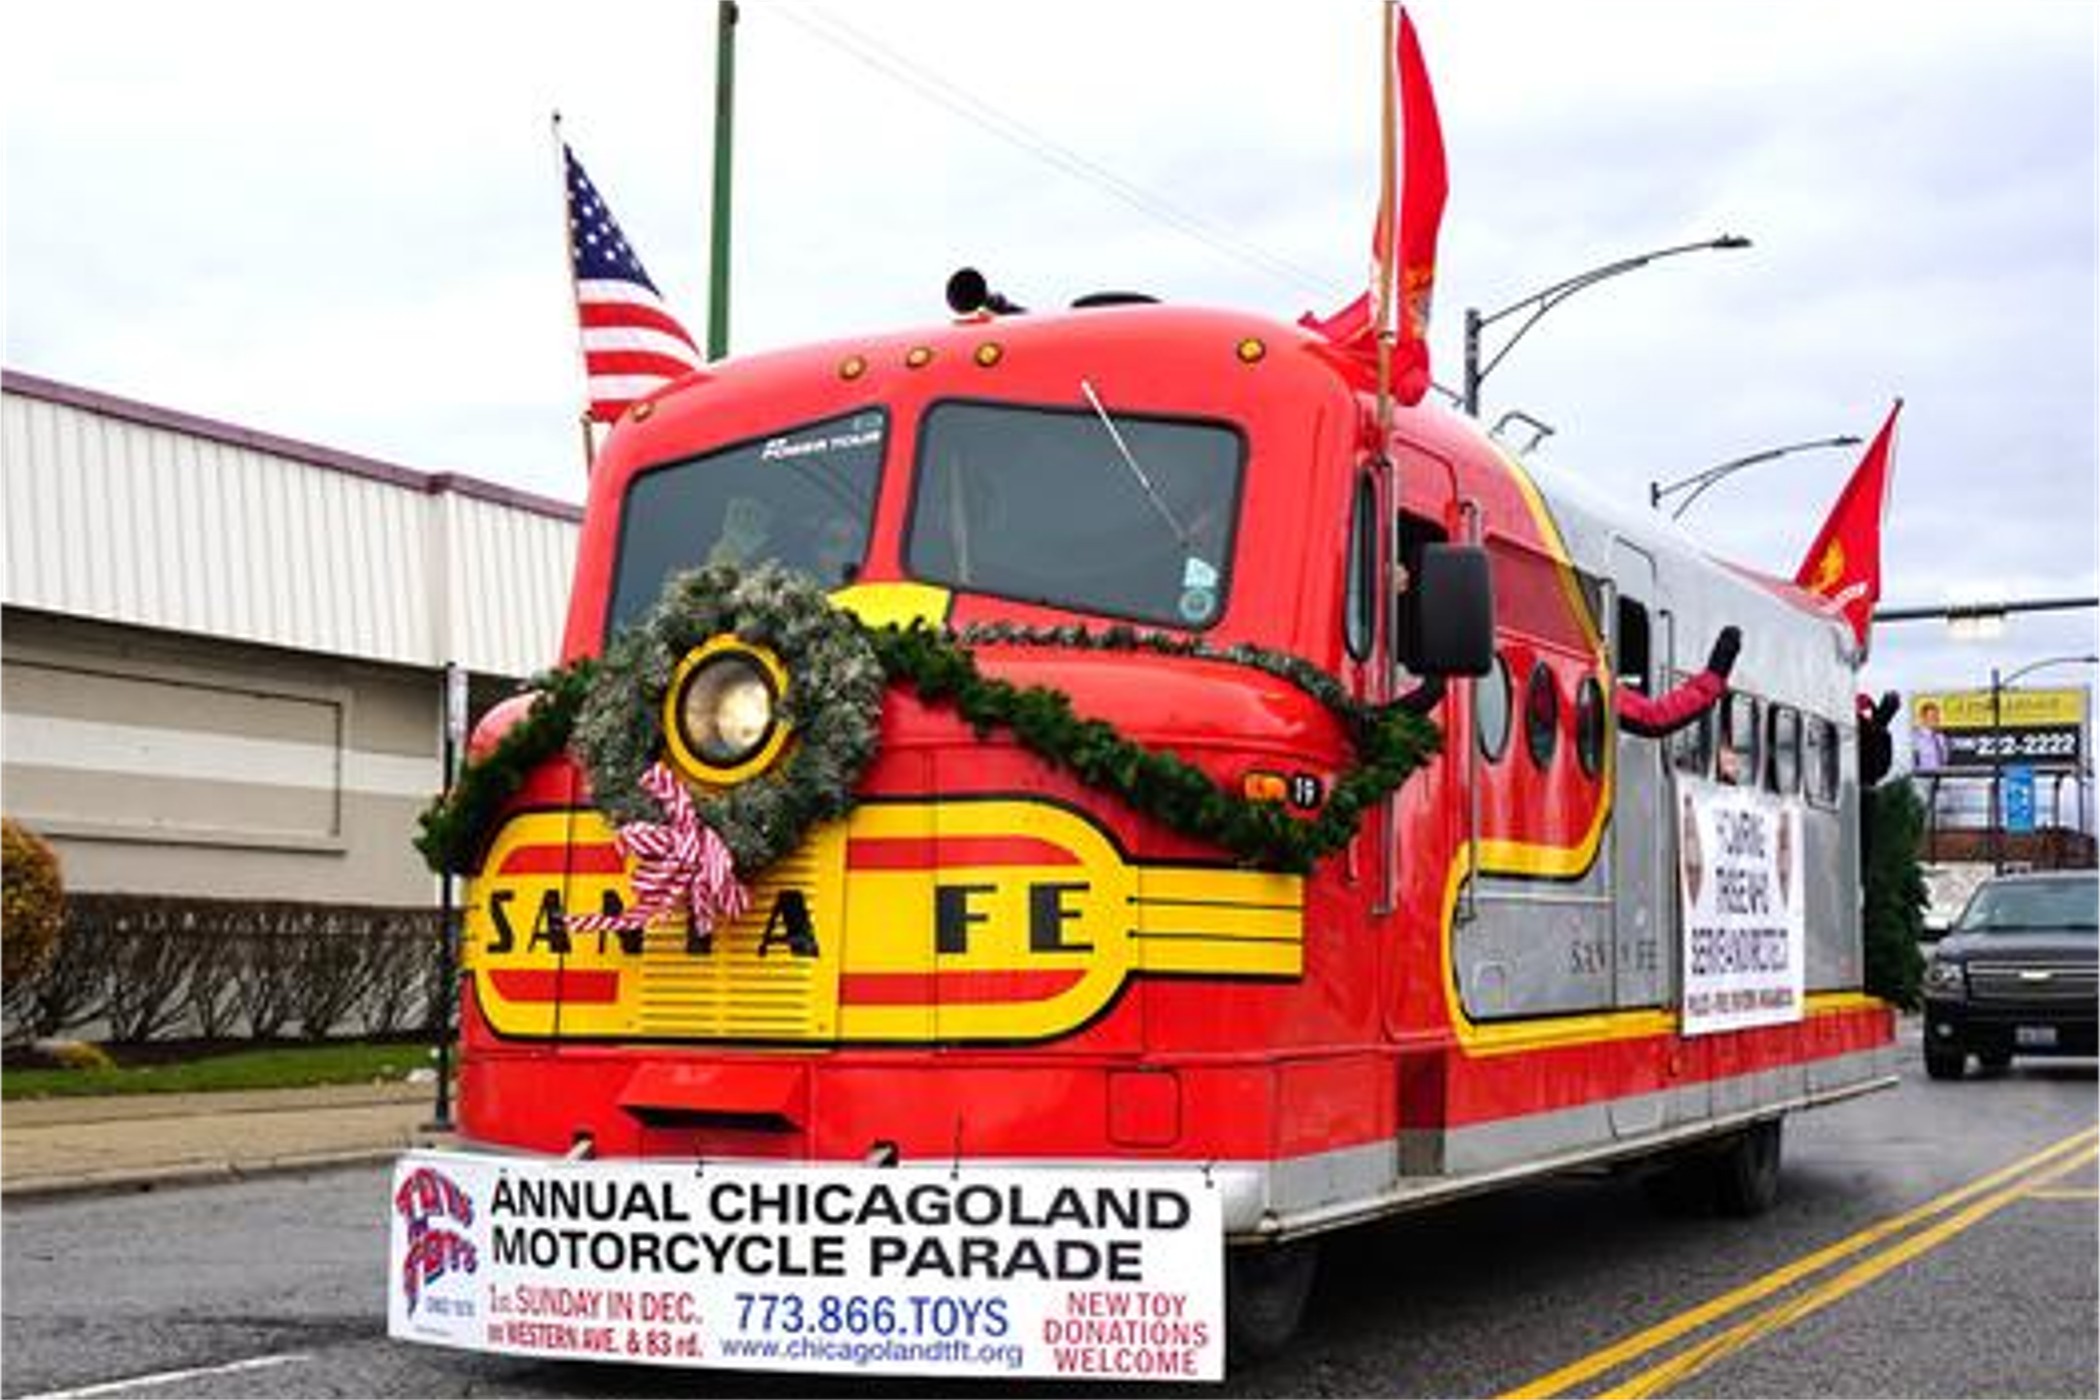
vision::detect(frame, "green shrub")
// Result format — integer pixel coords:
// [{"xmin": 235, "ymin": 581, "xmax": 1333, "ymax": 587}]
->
[
  {"xmin": 1863, "ymin": 780, "xmax": 1928, "ymax": 1010},
  {"xmin": 2, "ymin": 818, "xmax": 65, "ymax": 987}
]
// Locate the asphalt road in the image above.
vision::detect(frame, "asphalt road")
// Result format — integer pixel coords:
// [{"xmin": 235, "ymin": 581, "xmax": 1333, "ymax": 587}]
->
[{"xmin": 4, "ymin": 1027, "xmax": 2093, "ymax": 1399}]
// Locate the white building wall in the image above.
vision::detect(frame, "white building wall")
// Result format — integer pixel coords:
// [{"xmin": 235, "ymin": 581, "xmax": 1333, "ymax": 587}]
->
[
  {"xmin": 2, "ymin": 372, "xmax": 577, "ymax": 677},
  {"xmin": 1, "ymin": 370, "xmax": 583, "ymax": 901}
]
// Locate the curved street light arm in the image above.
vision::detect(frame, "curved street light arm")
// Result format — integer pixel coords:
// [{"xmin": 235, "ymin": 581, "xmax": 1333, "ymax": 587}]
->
[
  {"xmin": 2001, "ymin": 654, "xmax": 2100, "ymax": 688},
  {"xmin": 1651, "ymin": 433, "xmax": 1863, "ymax": 520},
  {"xmin": 1463, "ymin": 235, "xmax": 1749, "ymax": 415}
]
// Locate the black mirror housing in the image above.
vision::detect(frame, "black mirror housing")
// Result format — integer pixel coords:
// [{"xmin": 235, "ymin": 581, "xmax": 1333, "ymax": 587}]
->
[{"xmin": 1402, "ymin": 543, "xmax": 1495, "ymax": 677}]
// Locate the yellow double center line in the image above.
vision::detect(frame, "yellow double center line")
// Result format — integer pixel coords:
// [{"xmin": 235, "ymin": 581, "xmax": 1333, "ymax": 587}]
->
[{"xmin": 1501, "ymin": 1125, "xmax": 2100, "ymax": 1399}]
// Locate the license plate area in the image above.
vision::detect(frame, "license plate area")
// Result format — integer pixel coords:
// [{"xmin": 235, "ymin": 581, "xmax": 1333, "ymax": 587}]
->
[{"xmin": 2016, "ymin": 1025, "xmax": 2059, "ymax": 1049}]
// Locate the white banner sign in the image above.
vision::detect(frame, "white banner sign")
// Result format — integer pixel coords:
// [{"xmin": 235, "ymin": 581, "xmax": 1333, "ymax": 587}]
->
[
  {"xmin": 388, "ymin": 1153, "xmax": 1224, "ymax": 1382},
  {"xmin": 1677, "ymin": 779, "xmax": 1806, "ymax": 1036}
]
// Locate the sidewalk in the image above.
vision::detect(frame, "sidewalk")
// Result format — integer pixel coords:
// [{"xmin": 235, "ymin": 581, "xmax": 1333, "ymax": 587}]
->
[{"xmin": 2, "ymin": 1081, "xmax": 455, "ymax": 1200}]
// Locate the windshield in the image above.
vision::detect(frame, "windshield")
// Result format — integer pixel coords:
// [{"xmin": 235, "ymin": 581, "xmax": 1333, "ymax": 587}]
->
[
  {"xmin": 1953, "ymin": 876, "xmax": 2099, "ymax": 935},
  {"xmin": 906, "ymin": 400, "xmax": 1242, "ymax": 629},
  {"xmin": 607, "ymin": 410, "xmax": 886, "ymax": 631}
]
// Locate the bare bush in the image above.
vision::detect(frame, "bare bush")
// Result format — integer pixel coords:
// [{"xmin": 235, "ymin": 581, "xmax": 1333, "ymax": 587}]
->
[
  {"xmin": 16, "ymin": 910, "xmax": 111, "ymax": 1041},
  {"xmin": 361, "ymin": 909, "xmax": 442, "ymax": 1034},
  {"xmin": 98, "ymin": 900, "xmax": 203, "ymax": 1043}
]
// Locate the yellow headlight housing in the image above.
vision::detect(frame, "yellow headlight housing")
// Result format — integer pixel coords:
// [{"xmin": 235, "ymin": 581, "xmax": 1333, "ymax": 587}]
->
[{"xmin": 662, "ymin": 637, "xmax": 792, "ymax": 786}]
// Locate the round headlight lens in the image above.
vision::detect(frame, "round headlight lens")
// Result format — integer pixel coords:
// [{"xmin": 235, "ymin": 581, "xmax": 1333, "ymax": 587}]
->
[
  {"xmin": 675, "ymin": 653, "xmax": 778, "ymax": 768},
  {"xmin": 1924, "ymin": 959, "xmax": 1966, "ymax": 996}
]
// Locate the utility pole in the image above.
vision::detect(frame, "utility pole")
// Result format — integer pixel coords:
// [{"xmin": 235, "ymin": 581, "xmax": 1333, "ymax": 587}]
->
[{"xmin": 708, "ymin": 1, "xmax": 738, "ymax": 360}]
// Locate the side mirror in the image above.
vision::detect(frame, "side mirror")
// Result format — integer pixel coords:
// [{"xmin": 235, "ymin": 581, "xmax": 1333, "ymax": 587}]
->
[{"xmin": 1401, "ymin": 543, "xmax": 1495, "ymax": 677}]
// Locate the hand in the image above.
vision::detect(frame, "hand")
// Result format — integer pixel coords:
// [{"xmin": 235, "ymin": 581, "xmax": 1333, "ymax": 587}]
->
[{"xmin": 1706, "ymin": 625, "xmax": 1742, "ymax": 679}]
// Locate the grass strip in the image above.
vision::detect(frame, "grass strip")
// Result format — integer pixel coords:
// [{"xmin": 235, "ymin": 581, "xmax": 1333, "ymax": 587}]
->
[{"xmin": 2, "ymin": 1040, "xmax": 437, "ymax": 1100}]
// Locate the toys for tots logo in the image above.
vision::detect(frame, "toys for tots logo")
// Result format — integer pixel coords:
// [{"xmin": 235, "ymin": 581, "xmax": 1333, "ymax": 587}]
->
[{"xmin": 396, "ymin": 1166, "xmax": 480, "ymax": 1314}]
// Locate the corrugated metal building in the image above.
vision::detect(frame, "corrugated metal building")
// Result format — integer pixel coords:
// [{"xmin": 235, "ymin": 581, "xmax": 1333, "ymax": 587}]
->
[{"xmin": 1, "ymin": 369, "xmax": 580, "ymax": 904}]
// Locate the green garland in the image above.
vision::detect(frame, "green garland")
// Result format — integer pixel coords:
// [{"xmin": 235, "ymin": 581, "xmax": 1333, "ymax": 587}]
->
[
  {"xmin": 867, "ymin": 622, "xmax": 1437, "ymax": 872},
  {"xmin": 415, "ymin": 573, "xmax": 1441, "ymax": 877},
  {"xmin": 413, "ymin": 657, "xmax": 595, "ymax": 874}
]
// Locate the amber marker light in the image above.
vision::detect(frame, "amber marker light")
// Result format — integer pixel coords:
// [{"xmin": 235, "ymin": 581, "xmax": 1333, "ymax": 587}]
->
[
  {"xmin": 974, "ymin": 342, "xmax": 1005, "ymax": 368},
  {"xmin": 905, "ymin": 346, "xmax": 935, "ymax": 369},
  {"xmin": 839, "ymin": 354, "xmax": 868, "ymax": 380},
  {"xmin": 1235, "ymin": 337, "xmax": 1266, "ymax": 364},
  {"xmin": 1242, "ymin": 771, "xmax": 1290, "ymax": 804}
]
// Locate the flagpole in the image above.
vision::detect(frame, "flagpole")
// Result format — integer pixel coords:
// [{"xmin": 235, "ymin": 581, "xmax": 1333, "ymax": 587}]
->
[
  {"xmin": 551, "ymin": 110, "xmax": 598, "ymax": 476},
  {"xmin": 707, "ymin": 1, "xmax": 738, "ymax": 361},
  {"xmin": 1373, "ymin": 1, "xmax": 1398, "ymax": 446}
]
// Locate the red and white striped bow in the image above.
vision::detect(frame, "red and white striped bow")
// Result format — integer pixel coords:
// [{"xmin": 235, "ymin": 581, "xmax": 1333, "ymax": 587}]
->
[{"xmin": 572, "ymin": 761, "xmax": 750, "ymax": 936}]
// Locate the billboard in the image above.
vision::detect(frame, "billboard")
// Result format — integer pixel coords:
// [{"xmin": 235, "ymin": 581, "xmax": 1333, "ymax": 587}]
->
[{"xmin": 1909, "ymin": 687, "xmax": 2087, "ymax": 772}]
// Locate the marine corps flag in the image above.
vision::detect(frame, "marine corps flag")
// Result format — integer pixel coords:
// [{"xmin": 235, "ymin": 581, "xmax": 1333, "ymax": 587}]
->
[
  {"xmin": 1795, "ymin": 399, "xmax": 1902, "ymax": 654},
  {"xmin": 1300, "ymin": 3, "xmax": 1448, "ymax": 406}
]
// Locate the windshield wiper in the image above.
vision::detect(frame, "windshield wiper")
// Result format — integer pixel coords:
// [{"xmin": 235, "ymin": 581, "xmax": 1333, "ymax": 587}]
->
[{"xmin": 1079, "ymin": 377, "xmax": 1194, "ymax": 551}]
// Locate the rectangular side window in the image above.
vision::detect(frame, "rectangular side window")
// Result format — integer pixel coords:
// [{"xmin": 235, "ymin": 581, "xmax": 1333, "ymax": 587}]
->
[
  {"xmin": 1805, "ymin": 716, "xmax": 1841, "ymax": 806},
  {"xmin": 1616, "ymin": 597, "xmax": 1651, "ymax": 694},
  {"xmin": 1719, "ymin": 693, "xmax": 1760, "ymax": 786},
  {"xmin": 1671, "ymin": 689, "xmax": 1712, "ymax": 776},
  {"xmin": 1767, "ymin": 704, "xmax": 1802, "ymax": 794},
  {"xmin": 1344, "ymin": 474, "xmax": 1377, "ymax": 660}
]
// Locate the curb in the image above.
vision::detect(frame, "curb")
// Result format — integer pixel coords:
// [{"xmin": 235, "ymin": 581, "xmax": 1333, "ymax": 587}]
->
[{"xmin": 3, "ymin": 1141, "xmax": 453, "ymax": 1202}]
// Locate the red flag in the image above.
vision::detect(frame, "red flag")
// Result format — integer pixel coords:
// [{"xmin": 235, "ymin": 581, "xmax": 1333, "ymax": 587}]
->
[
  {"xmin": 1794, "ymin": 400, "xmax": 1902, "ymax": 653},
  {"xmin": 1301, "ymin": 4, "xmax": 1448, "ymax": 406}
]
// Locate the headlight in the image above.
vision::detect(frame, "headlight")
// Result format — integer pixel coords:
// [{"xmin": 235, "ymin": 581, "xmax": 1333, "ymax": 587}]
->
[
  {"xmin": 1924, "ymin": 959, "xmax": 1966, "ymax": 996},
  {"xmin": 662, "ymin": 639, "xmax": 792, "ymax": 784},
  {"xmin": 677, "ymin": 653, "xmax": 777, "ymax": 766}
]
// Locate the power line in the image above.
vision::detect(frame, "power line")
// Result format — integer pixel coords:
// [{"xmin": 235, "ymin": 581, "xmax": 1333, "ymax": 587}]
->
[{"xmin": 769, "ymin": 1, "xmax": 1345, "ymax": 301}]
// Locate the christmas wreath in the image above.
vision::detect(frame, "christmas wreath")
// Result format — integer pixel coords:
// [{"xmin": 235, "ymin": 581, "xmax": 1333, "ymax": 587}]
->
[
  {"xmin": 574, "ymin": 562, "xmax": 886, "ymax": 872},
  {"xmin": 416, "ymin": 565, "xmax": 1440, "ymax": 878}
]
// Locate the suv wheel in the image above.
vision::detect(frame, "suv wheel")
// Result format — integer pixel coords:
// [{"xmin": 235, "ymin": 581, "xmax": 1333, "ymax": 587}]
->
[{"xmin": 1924, "ymin": 1042, "xmax": 1966, "ymax": 1080}]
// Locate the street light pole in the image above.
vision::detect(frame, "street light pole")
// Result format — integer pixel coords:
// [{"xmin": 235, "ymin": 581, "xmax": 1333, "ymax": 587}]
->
[
  {"xmin": 1460, "ymin": 234, "xmax": 1751, "ymax": 417},
  {"xmin": 1990, "ymin": 664, "xmax": 2004, "ymax": 874},
  {"xmin": 1648, "ymin": 434, "xmax": 1863, "ymax": 520}
]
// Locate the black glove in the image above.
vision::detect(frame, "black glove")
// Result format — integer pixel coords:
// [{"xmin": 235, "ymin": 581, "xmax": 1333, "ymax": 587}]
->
[{"xmin": 1705, "ymin": 626, "xmax": 1742, "ymax": 679}]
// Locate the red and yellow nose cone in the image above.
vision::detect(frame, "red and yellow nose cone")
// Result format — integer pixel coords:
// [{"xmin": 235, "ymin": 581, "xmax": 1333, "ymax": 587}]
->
[{"xmin": 465, "ymin": 799, "xmax": 1304, "ymax": 1044}]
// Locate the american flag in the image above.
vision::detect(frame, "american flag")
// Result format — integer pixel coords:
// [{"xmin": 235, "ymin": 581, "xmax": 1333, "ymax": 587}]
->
[{"xmin": 565, "ymin": 143, "xmax": 703, "ymax": 423}]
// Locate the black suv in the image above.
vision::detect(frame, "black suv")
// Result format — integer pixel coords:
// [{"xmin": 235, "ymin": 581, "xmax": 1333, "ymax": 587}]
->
[{"xmin": 1922, "ymin": 870, "xmax": 2098, "ymax": 1080}]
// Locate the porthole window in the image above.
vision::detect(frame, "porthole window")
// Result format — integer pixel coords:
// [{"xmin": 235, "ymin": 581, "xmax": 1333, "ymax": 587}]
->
[
  {"xmin": 1575, "ymin": 676, "xmax": 1607, "ymax": 778},
  {"xmin": 1525, "ymin": 662, "xmax": 1559, "ymax": 769},
  {"xmin": 1475, "ymin": 652, "xmax": 1512, "ymax": 761}
]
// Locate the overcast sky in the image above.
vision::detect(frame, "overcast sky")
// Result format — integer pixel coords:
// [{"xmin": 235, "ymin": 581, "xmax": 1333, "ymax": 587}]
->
[{"xmin": 5, "ymin": 0, "xmax": 2095, "ymax": 747}]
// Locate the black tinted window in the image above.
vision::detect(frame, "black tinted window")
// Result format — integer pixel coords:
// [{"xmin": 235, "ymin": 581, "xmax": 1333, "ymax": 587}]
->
[
  {"xmin": 1345, "ymin": 475, "xmax": 1376, "ymax": 659},
  {"xmin": 608, "ymin": 410, "xmax": 886, "ymax": 630},
  {"xmin": 1525, "ymin": 662, "xmax": 1559, "ymax": 769},
  {"xmin": 1575, "ymin": 676, "xmax": 1607, "ymax": 777},
  {"xmin": 1956, "ymin": 877, "xmax": 2099, "ymax": 933},
  {"xmin": 908, "ymin": 400, "xmax": 1242, "ymax": 629}
]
